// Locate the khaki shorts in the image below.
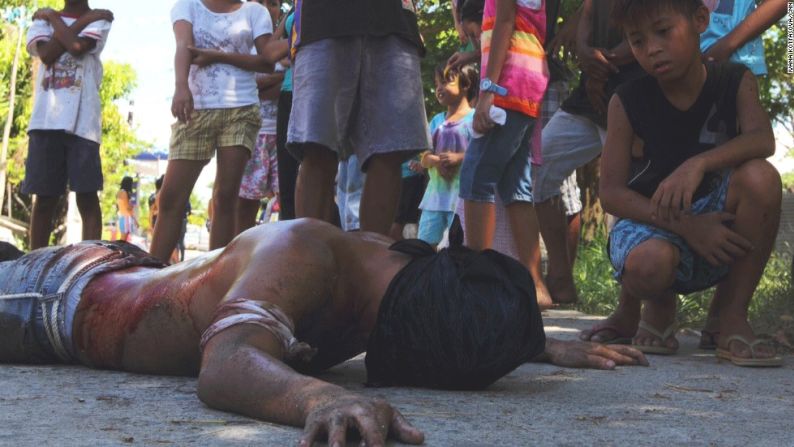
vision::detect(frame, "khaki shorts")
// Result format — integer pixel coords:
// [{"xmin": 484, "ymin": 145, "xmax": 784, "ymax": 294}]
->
[{"xmin": 169, "ymin": 104, "xmax": 260, "ymax": 161}]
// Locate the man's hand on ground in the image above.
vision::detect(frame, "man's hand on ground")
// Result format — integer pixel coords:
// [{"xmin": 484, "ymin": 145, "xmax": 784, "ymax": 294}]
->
[
  {"xmin": 544, "ymin": 338, "xmax": 649, "ymax": 370},
  {"xmin": 299, "ymin": 395, "xmax": 424, "ymax": 447}
]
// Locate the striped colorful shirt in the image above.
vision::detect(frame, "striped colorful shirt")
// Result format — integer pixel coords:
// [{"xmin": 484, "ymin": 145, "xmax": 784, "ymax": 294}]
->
[{"xmin": 481, "ymin": 0, "xmax": 549, "ymax": 118}]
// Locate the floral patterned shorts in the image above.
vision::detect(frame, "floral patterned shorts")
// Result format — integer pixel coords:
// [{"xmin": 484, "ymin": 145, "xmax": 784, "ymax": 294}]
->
[{"xmin": 239, "ymin": 132, "xmax": 279, "ymax": 200}]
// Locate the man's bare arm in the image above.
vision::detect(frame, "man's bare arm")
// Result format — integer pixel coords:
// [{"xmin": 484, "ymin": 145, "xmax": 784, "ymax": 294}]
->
[{"xmin": 198, "ymin": 326, "xmax": 423, "ymax": 446}]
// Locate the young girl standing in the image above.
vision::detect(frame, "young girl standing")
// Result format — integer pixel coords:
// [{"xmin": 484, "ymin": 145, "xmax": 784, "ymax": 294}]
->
[
  {"xmin": 417, "ymin": 64, "xmax": 477, "ymax": 248},
  {"xmin": 150, "ymin": 0, "xmax": 273, "ymax": 262}
]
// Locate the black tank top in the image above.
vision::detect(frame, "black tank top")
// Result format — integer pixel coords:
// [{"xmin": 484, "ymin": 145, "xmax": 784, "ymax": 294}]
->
[{"xmin": 616, "ymin": 62, "xmax": 747, "ymax": 199}]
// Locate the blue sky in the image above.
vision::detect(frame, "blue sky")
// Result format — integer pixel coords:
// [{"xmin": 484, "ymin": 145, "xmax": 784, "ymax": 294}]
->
[{"xmin": 94, "ymin": 0, "xmax": 175, "ymax": 149}]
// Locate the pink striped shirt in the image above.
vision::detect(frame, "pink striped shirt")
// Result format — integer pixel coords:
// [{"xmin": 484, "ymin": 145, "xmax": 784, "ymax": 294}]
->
[{"xmin": 481, "ymin": 0, "xmax": 549, "ymax": 117}]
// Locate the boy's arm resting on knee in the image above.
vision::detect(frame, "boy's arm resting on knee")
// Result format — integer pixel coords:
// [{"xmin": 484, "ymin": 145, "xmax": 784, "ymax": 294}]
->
[
  {"xmin": 600, "ymin": 95, "xmax": 660, "ymax": 224},
  {"xmin": 198, "ymin": 327, "xmax": 424, "ymax": 446}
]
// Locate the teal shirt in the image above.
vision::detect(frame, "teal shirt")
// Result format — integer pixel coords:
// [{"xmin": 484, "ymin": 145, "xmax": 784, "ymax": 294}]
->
[{"xmin": 281, "ymin": 12, "xmax": 295, "ymax": 92}]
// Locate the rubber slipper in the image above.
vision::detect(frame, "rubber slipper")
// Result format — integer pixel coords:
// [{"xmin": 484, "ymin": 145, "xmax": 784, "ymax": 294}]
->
[
  {"xmin": 632, "ymin": 320, "xmax": 678, "ymax": 355},
  {"xmin": 579, "ymin": 322, "xmax": 633, "ymax": 345},
  {"xmin": 699, "ymin": 317, "xmax": 720, "ymax": 350},
  {"xmin": 699, "ymin": 329, "xmax": 720, "ymax": 350},
  {"xmin": 716, "ymin": 335, "xmax": 783, "ymax": 367}
]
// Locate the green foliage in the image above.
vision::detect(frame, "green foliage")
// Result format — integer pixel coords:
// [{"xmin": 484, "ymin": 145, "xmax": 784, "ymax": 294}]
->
[
  {"xmin": 417, "ymin": 0, "xmax": 464, "ymax": 118},
  {"xmin": 759, "ymin": 24, "xmax": 794, "ymax": 130},
  {"xmin": 573, "ymin": 233, "xmax": 794, "ymax": 334}
]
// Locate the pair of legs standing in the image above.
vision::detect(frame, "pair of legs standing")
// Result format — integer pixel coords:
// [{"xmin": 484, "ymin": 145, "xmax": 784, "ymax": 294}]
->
[
  {"xmin": 288, "ymin": 36, "xmax": 429, "ymax": 235},
  {"xmin": 150, "ymin": 105, "xmax": 260, "ymax": 263},
  {"xmin": 23, "ymin": 131, "xmax": 103, "ymax": 249},
  {"xmin": 460, "ymin": 111, "xmax": 551, "ymax": 309}
]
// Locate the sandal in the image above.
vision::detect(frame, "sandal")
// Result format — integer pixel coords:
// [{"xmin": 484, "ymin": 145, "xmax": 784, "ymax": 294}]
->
[
  {"xmin": 579, "ymin": 322, "xmax": 633, "ymax": 345},
  {"xmin": 716, "ymin": 335, "xmax": 783, "ymax": 367},
  {"xmin": 699, "ymin": 317, "xmax": 720, "ymax": 350},
  {"xmin": 632, "ymin": 320, "xmax": 678, "ymax": 355}
]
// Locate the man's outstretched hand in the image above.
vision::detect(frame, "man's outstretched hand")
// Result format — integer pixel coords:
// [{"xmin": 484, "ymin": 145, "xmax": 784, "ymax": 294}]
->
[
  {"xmin": 544, "ymin": 338, "xmax": 649, "ymax": 369},
  {"xmin": 299, "ymin": 394, "xmax": 424, "ymax": 447}
]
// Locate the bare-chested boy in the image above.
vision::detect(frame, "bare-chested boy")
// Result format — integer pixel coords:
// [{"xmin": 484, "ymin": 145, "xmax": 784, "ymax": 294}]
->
[{"xmin": 0, "ymin": 220, "xmax": 646, "ymax": 446}]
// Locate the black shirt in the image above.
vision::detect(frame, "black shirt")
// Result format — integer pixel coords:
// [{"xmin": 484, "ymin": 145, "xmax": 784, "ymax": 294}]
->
[
  {"xmin": 560, "ymin": 0, "xmax": 644, "ymax": 128},
  {"xmin": 294, "ymin": 0, "xmax": 424, "ymax": 54},
  {"xmin": 616, "ymin": 62, "xmax": 747, "ymax": 199}
]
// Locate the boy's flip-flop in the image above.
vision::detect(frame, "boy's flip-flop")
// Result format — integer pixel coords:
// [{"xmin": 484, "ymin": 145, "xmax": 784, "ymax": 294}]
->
[
  {"xmin": 632, "ymin": 320, "xmax": 678, "ymax": 355},
  {"xmin": 716, "ymin": 335, "xmax": 783, "ymax": 367},
  {"xmin": 579, "ymin": 322, "xmax": 633, "ymax": 345}
]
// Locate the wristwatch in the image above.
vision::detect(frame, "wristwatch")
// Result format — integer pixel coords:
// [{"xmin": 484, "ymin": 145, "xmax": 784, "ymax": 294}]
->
[{"xmin": 480, "ymin": 78, "xmax": 507, "ymax": 96}]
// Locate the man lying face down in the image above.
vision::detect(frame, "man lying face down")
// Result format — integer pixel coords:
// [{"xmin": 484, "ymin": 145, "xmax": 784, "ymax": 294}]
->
[{"xmin": 0, "ymin": 219, "xmax": 646, "ymax": 446}]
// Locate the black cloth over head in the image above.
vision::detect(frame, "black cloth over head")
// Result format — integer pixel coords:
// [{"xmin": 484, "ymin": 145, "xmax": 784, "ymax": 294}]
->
[{"xmin": 365, "ymin": 240, "xmax": 546, "ymax": 390}]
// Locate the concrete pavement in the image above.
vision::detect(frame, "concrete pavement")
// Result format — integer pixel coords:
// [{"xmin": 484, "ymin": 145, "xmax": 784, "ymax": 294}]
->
[{"xmin": 1, "ymin": 310, "xmax": 792, "ymax": 446}]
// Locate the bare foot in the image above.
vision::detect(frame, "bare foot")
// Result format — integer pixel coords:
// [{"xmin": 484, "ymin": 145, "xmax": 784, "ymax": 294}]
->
[
  {"xmin": 546, "ymin": 274, "xmax": 579, "ymax": 305},
  {"xmin": 579, "ymin": 306, "xmax": 640, "ymax": 343},
  {"xmin": 535, "ymin": 281, "xmax": 554, "ymax": 311},
  {"xmin": 632, "ymin": 294, "xmax": 678, "ymax": 354}
]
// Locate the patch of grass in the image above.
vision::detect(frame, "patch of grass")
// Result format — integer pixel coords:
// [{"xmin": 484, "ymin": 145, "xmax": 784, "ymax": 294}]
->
[{"xmin": 572, "ymin": 233, "xmax": 794, "ymax": 341}]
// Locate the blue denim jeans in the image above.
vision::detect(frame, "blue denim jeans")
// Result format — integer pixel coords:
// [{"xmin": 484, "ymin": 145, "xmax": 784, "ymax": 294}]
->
[{"xmin": 459, "ymin": 110, "xmax": 535, "ymax": 204}]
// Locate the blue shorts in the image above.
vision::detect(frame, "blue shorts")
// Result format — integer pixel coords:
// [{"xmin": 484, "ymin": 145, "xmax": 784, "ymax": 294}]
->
[
  {"xmin": 22, "ymin": 130, "xmax": 103, "ymax": 196},
  {"xmin": 418, "ymin": 210, "xmax": 456, "ymax": 245},
  {"xmin": 608, "ymin": 171, "xmax": 732, "ymax": 294},
  {"xmin": 459, "ymin": 110, "xmax": 535, "ymax": 204}
]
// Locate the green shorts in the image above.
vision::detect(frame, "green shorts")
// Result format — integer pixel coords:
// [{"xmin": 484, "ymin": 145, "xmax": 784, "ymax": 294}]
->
[{"xmin": 169, "ymin": 104, "xmax": 260, "ymax": 161}]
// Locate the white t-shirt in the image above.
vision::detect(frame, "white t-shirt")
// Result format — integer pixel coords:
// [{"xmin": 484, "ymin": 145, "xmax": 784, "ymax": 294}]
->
[
  {"xmin": 171, "ymin": 0, "xmax": 273, "ymax": 110},
  {"xmin": 26, "ymin": 16, "xmax": 112, "ymax": 144}
]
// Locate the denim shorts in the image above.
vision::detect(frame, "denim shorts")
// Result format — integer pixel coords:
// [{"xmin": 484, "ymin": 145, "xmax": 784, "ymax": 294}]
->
[
  {"xmin": 418, "ymin": 210, "xmax": 456, "ymax": 245},
  {"xmin": 288, "ymin": 35, "xmax": 430, "ymax": 171},
  {"xmin": 22, "ymin": 130, "xmax": 103, "ymax": 196},
  {"xmin": 608, "ymin": 171, "xmax": 732, "ymax": 294},
  {"xmin": 533, "ymin": 110, "xmax": 605, "ymax": 203},
  {"xmin": 0, "ymin": 241, "xmax": 164, "ymax": 364},
  {"xmin": 459, "ymin": 110, "xmax": 535, "ymax": 204}
]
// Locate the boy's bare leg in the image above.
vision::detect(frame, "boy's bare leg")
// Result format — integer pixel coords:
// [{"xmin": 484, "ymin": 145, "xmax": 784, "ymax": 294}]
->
[
  {"xmin": 710, "ymin": 160, "xmax": 781, "ymax": 359},
  {"xmin": 150, "ymin": 159, "xmax": 206, "ymax": 262},
  {"xmin": 236, "ymin": 197, "xmax": 261, "ymax": 235},
  {"xmin": 622, "ymin": 239, "xmax": 679, "ymax": 351},
  {"xmin": 463, "ymin": 199, "xmax": 496, "ymax": 250},
  {"xmin": 506, "ymin": 201, "xmax": 552, "ymax": 310},
  {"xmin": 536, "ymin": 197, "xmax": 578, "ymax": 304},
  {"xmin": 210, "ymin": 147, "xmax": 250, "ymax": 250},
  {"xmin": 295, "ymin": 144, "xmax": 337, "ymax": 222},
  {"xmin": 360, "ymin": 152, "xmax": 405, "ymax": 235},
  {"xmin": 75, "ymin": 192, "xmax": 102, "ymax": 240},
  {"xmin": 580, "ymin": 238, "xmax": 677, "ymax": 346},
  {"xmin": 29, "ymin": 194, "xmax": 59, "ymax": 249}
]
